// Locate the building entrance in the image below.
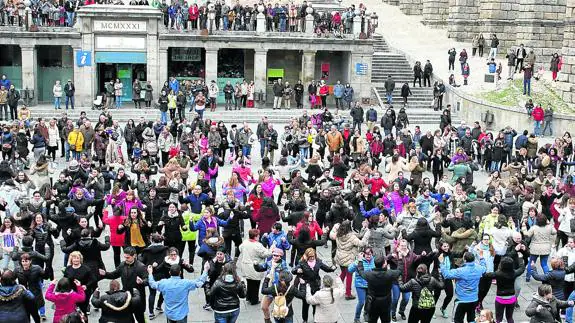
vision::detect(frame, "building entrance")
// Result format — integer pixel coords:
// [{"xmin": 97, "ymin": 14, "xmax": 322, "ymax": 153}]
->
[{"xmin": 97, "ymin": 63, "xmax": 146, "ymax": 101}]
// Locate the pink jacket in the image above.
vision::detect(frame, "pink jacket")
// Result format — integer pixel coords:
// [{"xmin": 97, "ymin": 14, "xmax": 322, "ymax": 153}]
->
[
  {"xmin": 45, "ymin": 283, "xmax": 85, "ymax": 323},
  {"xmin": 261, "ymin": 177, "xmax": 280, "ymax": 197}
]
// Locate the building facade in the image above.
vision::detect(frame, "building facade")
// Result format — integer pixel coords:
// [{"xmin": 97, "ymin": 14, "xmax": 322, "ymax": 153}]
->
[{"xmin": 0, "ymin": 5, "xmax": 373, "ymax": 107}]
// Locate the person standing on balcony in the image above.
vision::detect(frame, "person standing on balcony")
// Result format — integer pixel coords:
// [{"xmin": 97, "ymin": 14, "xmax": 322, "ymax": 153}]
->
[
  {"xmin": 384, "ymin": 75, "xmax": 395, "ymax": 104},
  {"xmin": 64, "ymin": 79, "xmax": 75, "ymax": 110}
]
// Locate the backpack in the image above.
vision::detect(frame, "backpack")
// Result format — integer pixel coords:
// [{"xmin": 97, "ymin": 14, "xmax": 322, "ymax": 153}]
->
[
  {"xmin": 417, "ymin": 281, "xmax": 435, "ymax": 309},
  {"xmin": 271, "ymin": 284, "xmax": 293, "ymax": 319}
]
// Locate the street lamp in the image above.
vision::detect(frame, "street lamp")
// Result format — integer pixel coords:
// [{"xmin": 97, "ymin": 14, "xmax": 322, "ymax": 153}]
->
[{"xmin": 208, "ymin": 3, "xmax": 216, "ymax": 34}]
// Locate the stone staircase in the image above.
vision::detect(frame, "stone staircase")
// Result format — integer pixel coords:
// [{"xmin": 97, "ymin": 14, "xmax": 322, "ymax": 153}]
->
[
  {"xmin": 29, "ymin": 106, "xmax": 348, "ymax": 125},
  {"xmin": 370, "ymin": 34, "xmax": 457, "ymax": 126}
]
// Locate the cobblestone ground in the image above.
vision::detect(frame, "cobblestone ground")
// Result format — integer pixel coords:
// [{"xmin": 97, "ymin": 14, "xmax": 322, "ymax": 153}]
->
[{"xmin": 34, "ymin": 123, "xmax": 551, "ymax": 322}]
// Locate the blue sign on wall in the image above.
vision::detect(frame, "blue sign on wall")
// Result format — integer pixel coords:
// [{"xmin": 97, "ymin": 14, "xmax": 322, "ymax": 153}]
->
[
  {"xmin": 76, "ymin": 51, "xmax": 92, "ymax": 67},
  {"xmin": 355, "ymin": 63, "xmax": 368, "ymax": 75}
]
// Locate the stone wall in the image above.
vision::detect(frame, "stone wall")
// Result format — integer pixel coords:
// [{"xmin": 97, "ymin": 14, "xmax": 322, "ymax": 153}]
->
[
  {"xmin": 479, "ymin": 0, "xmax": 519, "ymax": 52},
  {"xmin": 399, "ymin": 0, "xmax": 423, "ymax": 16},
  {"xmin": 557, "ymin": 0, "xmax": 575, "ymax": 107},
  {"xmin": 422, "ymin": 0, "xmax": 449, "ymax": 27},
  {"xmin": 515, "ymin": 0, "xmax": 566, "ymax": 65},
  {"xmin": 445, "ymin": 86, "xmax": 575, "ymax": 132},
  {"xmin": 446, "ymin": 0, "xmax": 480, "ymax": 41}
]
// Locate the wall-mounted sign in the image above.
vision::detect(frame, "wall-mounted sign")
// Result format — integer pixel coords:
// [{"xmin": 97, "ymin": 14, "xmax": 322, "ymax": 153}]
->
[
  {"xmin": 95, "ymin": 36, "xmax": 146, "ymax": 51},
  {"xmin": 321, "ymin": 63, "xmax": 330, "ymax": 80},
  {"xmin": 171, "ymin": 48, "xmax": 202, "ymax": 61},
  {"xmin": 76, "ymin": 51, "xmax": 92, "ymax": 67},
  {"xmin": 355, "ymin": 63, "xmax": 368, "ymax": 75},
  {"xmin": 94, "ymin": 20, "xmax": 147, "ymax": 32}
]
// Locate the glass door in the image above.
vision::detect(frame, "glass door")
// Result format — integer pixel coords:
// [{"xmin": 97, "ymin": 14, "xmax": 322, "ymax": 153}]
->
[{"xmin": 117, "ymin": 63, "xmax": 133, "ymax": 101}]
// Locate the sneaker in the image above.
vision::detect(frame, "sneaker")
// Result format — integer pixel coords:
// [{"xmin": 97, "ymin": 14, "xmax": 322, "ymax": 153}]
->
[
  {"xmin": 149, "ymin": 313, "xmax": 156, "ymax": 320},
  {"xmin": 155, "ymin": 307, "xmax": 163, "ymax": 313},
  {"xmin": 515, "ymin": 303, "xmax": 520, "ymax": 309},
  {"xmin": 41, "ymin": 315, "xmax": 47, "ymax": 321},
  {"xmin": 354, "ymin": 320, "xmax": 362, "ymax": 323},
  {"xmin": 399, "ymin": 312, "xmax": 406, "ymax": 320},
  {"xmin": 203, "ymin": 304, "xmax": 212, "ymax": 311},
  {"xmin": 441, "ymin": 308, "xmax": 448, "ymax": 318},
  {"xmin": 345, "ymin": 295, "xmax": 356, "ymax": 300},
  {"xmin": 391, "ymin": 314, "xmax": 397, "ymax": 322}
]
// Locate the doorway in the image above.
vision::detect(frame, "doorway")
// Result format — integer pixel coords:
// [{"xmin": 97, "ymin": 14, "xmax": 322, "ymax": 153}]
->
[{"xmin": 97, "ymin": 63, "xmax": 147, "ymax": 101}]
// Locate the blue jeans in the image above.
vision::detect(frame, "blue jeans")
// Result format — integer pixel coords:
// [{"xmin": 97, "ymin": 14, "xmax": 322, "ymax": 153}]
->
[
  {"xmin": 210, "ymin": 177, "xmax": 217, "ymax": 194},
  {"xmin": 242, "ymin": 145, "xmax": 251, "ymax": 158},
  {"xmin": 72, "ymin": 151, "xmax": 81, "ymax": 160},
  {"xmin": 523, "ymin": 78, "xmax": 531, "ymax": 95},
  {"xmin": 1, "ymin": 253, "xmax": 11, "ymax": 269},
  {"xmin": 54, "ymin": 97, "xmax": 61, "ymax": 109},
  {"xmin": 534, "ymin": 121, "xmax": 542, "ymax": 137},
  {"xmin": 386, "ymin": 93, "xmax": 393, "ymax": 103},
  {"xmin": 65, "ymin": 142, "xmax": 70, "ymax": 161},
  {"xmin": 542, "ymin": 120, "xmax": 553, "ymax": 136},
  {"xmin": 299, "ymin": 147, "xmax": 309, "ymax": 165},
  {"xmin": 65, "ymin": 95, "xmax": 74, "ymax": 109},
  {"xmin": 490, "ymin": 160, "xmax": 501, "ymax": 172},
  {"xmin": 391, "ymin": 284, "xmax": 411, "ymax": 315},
  {"xmin": 566, "ymin": 290, "xmax": 575, "ymax": 323},
  {"xmin": 355, "ymin": 286, "xmax": 367, "ymax": 320},
  {"xmin": 160, "ymin": 111, "xmax": 168, "ymax": 124},
  {"xmin": 223, "ymin": 16, "xmax": 229, "ymax": 30},
  {"xmin": 167, "ymin": 317, "xmax": 187, "ymax": 323},
  {"xmin": 214, "ymin": 309, "xmax": 240, "ymax": 323},
  {"xmin": 115, "ymin": 95, "xmax": 122, "ymax": 108},
  {"xmin": 260, "ymin": 139, "xmax": 267, "ymax": 158},
  {"xmin": 66, "ymin": 12, "xmax": 75, "ymax": 26},
  {"xmin": 195, "ymin": 108, "xmax": 204, "ymax": 119},
  {"xmin": 274, "ymin": 317, "xmax": 293, "ymax": 323},
  {"xmin": 526, "ymin": 254, "xmax": 549, "ymax": 280}
]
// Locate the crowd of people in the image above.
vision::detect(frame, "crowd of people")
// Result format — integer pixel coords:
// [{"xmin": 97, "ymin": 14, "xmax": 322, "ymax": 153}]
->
[
  {"xmin": 0, "ymin": 68, "xmax": 575, "ymax": 323},
  {"xmin": 7, "ymin": 0, "xmax": 372, "ymax": 37}
]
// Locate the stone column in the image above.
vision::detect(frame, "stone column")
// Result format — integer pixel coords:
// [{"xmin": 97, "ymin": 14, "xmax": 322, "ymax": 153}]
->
[
  {"xmin": 147, "ymin": 17, "xmax": 160, "ymax": 97},
  {"xmin": 557, "ymin": 0, "xmax": 575, "ymax": 106},
  {"xmin": 479, "ymin": 0, "xmax": 519, "ymax": 54},
  {"xmin": 302, "ymin": 50, "xmax": 316, "ymax": 108},
  {"xmin": 349, "ymin": 51, "xmax": 372, "ymax": 103},
  {"xmin": 159, "ymin": 47, "xmax": 169, "ymax": 91},
  {"xmin": 205, "ymin": 48, "xmax": 219, "ymax": 83},
  {"xmin": 305, "ymin": 14, "xmax": 314, "ymax": 34},
  {"xmin": 515, "ymin": 0, "xmax": 566, "ymax": 65},
  {"xmin": 253, "ymin": 49, "xmax": 267, "ymax": 107},
  {"xmin": 256, "ymin": 13, "xmax": 266, "ymax": 33},
  {"xmin": 20, "ymin": 44, "xmax": 37, "ymax": 106},
  {"xmin": 72, "ymin": 46, "xmax": 91, "ymax": 108},
  {"xmin": 400, "ymin": 0, "xmax": 423, "ymax": 16},
  {"xmin": 422, "ymin": 0, "xmax": 449, "ymax": 27},
  {"xmin": 353, "ymin": 15, "xmax": 361, "ymax": 36},
  {"xmin": 447, "ymin": 0, "xmax": 480, "ymax": 41}
]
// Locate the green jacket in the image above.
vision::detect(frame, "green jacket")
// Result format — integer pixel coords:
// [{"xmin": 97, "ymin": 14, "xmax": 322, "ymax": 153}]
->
[
  {"xmin": 447, "ymin": 163, "xmax": 471, "ymax": 184},
  {"xmin": 181, "ymin": 210, "xmax": 202, "ymax": 241}
]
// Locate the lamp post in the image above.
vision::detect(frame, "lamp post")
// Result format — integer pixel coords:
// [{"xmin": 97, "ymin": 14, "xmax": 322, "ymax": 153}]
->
[{"xmin": 208, "ymin": 3, "xmax": 216, "ymax": 34}]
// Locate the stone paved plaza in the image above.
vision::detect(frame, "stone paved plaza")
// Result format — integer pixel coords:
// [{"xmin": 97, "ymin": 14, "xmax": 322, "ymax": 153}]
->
[{"xmin": 31, "ymin": 122, "xmax": 551, "ymax": 323}]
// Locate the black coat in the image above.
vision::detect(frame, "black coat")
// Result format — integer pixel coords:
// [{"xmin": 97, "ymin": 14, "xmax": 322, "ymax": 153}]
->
[
  {"xmin": 403, "ymin": 220, "xmax": 441, "ymax": 254},
  {"xmin": 61, "ymin": 237, "xmax": 110, "ymax": 277},
  {"xmin": 103, "ymin": 260, "xmax": 149, "ymax": 298},
  {"xmin": 292, "ymin": 259, "xmax": 335, "ymax": 293},
  {"xmin": 64, "ymin": 264, "xmax": 97, "ymax": 289},
  {"xmin": 91, "ymin": 288, "xmax": 142, "ymax": 323},
  {"xmin": 14, "ymin": 265, "xmax": 46, "ymax": 308},
  {"xmin": 207, "ymin": 279, "xmax": 246, "ymax": 312}
]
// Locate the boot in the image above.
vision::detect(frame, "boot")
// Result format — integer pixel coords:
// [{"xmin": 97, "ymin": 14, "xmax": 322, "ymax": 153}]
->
[{"xmin": 464, "ymin": 79, "xmax": 468, "ymax": 85}]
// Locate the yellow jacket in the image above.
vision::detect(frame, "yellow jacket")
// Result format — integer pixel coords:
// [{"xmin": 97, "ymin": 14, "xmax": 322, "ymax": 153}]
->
[{"xmin": 68, "ymin": 130, "xmax": 84, "ymax": 152}]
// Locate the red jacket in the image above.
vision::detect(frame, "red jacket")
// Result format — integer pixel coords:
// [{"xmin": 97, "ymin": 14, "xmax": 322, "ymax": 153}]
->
[
  {"xmin": 365, "ymin": 177, "xmax": 388, "ymax": 196},
  {"xmin": 102, "ymin": 209, "xmax": 127, "ymax": 247},
  {"xmin": 295, "ymin": 221, "xmax": 323, "ymax": 240},
  {"xmin": 189, "ymin": 6, "xmax": 199, "ymax": 20},
  {"xmin": 532, "ymin": 106, "xmax": 544, "ymax": 121}
]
